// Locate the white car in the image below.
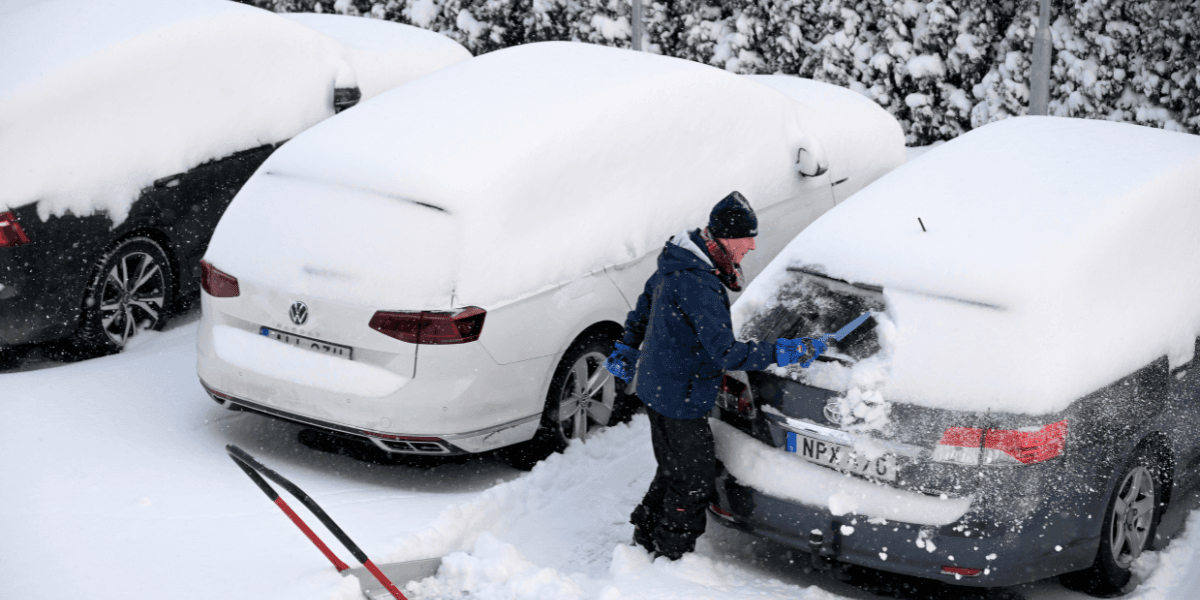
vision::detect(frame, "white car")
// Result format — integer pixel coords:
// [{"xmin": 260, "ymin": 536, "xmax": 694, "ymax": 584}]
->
[{"xmin": 195, "ymin": 41, "xmax": 904, "ymax": 465}]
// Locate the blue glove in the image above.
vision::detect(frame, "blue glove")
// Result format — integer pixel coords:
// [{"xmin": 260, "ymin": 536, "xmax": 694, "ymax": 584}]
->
[
  {"xmin": 604, "ymin": 342, "xmax": 640, "ymax": 383},
  {"xmin": 776, "ymin": 337, "xmax": 828, "ymax": 368}
]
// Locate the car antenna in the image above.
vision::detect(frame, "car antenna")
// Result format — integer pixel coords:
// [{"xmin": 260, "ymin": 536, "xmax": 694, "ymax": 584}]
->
[{"xmin": 918, "ymin": 217, "xmax": 927, "ymax": 232}]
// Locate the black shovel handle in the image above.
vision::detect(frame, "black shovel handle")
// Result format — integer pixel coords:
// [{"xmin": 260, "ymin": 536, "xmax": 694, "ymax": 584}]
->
[{"xmin": 226, "ymin": 444, "xmax": 408, "ymax": 600}]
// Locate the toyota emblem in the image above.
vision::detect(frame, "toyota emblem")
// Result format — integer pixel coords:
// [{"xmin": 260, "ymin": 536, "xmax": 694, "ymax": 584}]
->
[
  {"xmin": 289, "ymin": 301, "xmax": 309, "ymax": 326},
  {"xmin": 823, "ymin": 398, "xmax": 843, "ymax": 425}
]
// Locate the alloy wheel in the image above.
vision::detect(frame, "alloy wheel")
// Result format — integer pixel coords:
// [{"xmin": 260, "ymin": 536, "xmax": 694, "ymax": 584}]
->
[
  {"xmin": 1108, "ymin": 465, "xmax": 1156, "ymax": 568},
  {"xmin": 557, "ymin": 350, "xmax": 616, "ymax": 441},
  {"xmin": 98, "ymin": 250, "xmax": 166, "ymax": 347}
]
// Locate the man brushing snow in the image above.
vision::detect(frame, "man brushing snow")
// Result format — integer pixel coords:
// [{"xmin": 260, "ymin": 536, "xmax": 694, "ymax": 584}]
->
[{"xmin": 605, "ymin": 191, "xmax": 807, "ymax": 560}]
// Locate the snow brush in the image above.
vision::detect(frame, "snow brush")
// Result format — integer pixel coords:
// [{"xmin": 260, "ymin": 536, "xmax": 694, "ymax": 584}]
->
[{"xmin": 226, "ymin": 444, "xmax": 410, "ymax": 600}]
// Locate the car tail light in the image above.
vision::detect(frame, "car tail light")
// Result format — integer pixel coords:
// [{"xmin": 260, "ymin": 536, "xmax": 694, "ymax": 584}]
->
[
  {"xmin": 200, "ymin": 260, "xmax": 240, "ymax": 298},
  {"xmin": 933, "ymin": 420, "xmax": 1068, "ymax": 466},
  {"xmin": 940, "ymin": 565, "xmax": 982, "ymax": 577},
  {"xmin": 982, "ymin": 419, "xmax": 1068, "ymax": 465},
  {"xmin": 0, "ymin": 212, "xmax": 31, "ymax": 248},
  {"xmin": 710, "ymin": 504, "xmax": 735, "ymax": 520},
  {"xmin": 719, "ymin": 374, "xmax": 753, "ymax": 414},
  {"xmin": 369, "ymin": 307, "xmax": 486, "ymax": 345}
]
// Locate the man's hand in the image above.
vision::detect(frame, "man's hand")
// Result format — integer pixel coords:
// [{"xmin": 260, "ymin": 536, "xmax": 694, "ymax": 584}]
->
[
  {"xmin": 605, "ymin": 342, "xmax": 640, "ymax": 383},
  {"xmin": 775, "ymin": 337, "xmax": 828, "ymax": 368}
]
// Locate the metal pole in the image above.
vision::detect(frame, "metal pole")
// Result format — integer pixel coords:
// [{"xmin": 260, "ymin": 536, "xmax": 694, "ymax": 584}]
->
[
  {"xmin": 1029, "ymin": 0, "xmax": 1052, "ymax": 115},
  {"xmin": 631, "ymin": 0, "xmax": 644, "ymax": 51}
]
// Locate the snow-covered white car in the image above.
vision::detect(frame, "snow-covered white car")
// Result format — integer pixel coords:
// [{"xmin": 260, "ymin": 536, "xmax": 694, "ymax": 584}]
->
[
  {"xmin": 713, "ymin": 116, "xmax": 1200, "ymax": 595},
  {"xmin": 0, "ymin": 0, "xmax": 468, "ymax": 363},
  {"xmin": 195, "ymin": 41, "xmax": 905, "ymax": 465}
]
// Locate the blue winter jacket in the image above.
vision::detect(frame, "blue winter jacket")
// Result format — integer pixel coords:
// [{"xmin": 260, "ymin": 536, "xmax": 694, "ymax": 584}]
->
[{"xmin": 621, "ymin": 229, "xmax": 778, "ymax": 419}]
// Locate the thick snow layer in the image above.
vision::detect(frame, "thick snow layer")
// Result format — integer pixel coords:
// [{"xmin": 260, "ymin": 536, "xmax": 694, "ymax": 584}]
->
[
  {"xmin": 212, "ymin": 325, "xmax": 408, "ymax": 397},
  {"xmin": 206, "ymin": 42, "xmax": 897, "ymax": 310},
  {"xmin": 711, "ymin": 419, "xmax": 971, "ymax": 526},
  {"xmin": 735, "ymin": 117, "xmax": 1200, "ymax": 415},
  {"xmin": 0, "ymin": 1, "xmax": 464, "ymax": 226},
  {"xmin": 280, "ymin": 13, "xmax": 470, "ymax": 100},
  {"xmin": 747, "ymin": 75, "xmax": 906, "ymax": 200},
  {"xmin": 0, "ymin": 0, "xmax": 350, "ymax": 223}
]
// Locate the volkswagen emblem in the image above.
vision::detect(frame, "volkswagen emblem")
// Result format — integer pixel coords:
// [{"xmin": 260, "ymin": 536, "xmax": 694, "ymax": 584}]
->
[
  {"xmin": 823, "ymin": 398, "xmax": 843, "ymax": 425},
  {"xmin": 289, "ymin": 301, "xmax": 309, "ymax": 326}
]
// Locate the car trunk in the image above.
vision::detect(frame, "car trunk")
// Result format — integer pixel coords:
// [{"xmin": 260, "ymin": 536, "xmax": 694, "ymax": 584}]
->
[
  {"xmin": 725, "ymin": 269, "xmax": 1073, "ymax": 521},
  {"xmin": 206, "ymin": 172, "xmax": 463, "ymax": 312}
]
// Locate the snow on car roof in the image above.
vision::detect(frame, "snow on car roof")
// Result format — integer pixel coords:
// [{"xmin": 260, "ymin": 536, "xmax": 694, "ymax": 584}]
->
[
  {"xmin": 208, "ymin": 41, "xmax": 897, "ymax": 310},
  {"xmin": 280, "ymin": 13, "xmax": 470, "ymax": 100},
  {"xmin": 0, "ymin": 0, "xmax": 465, "ymax": 224},
  {"xmin": 735, "ymin": 116, "xmax": 1200, "ymax": 415}
]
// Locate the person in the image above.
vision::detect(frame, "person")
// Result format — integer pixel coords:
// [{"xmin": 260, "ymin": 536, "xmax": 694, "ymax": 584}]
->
[{"xmin": 604, "ymin": 191, "xmax": 812, "ymax": 560}]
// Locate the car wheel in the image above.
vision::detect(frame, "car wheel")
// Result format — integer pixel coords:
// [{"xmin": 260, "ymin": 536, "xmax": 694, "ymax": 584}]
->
[
  {"xmin": 1061, "ymin": 448, "xmax": 1164, "ymax": 597},
  {"xmin": 502, "ymin": 333, "xmax": 636, "ymax": 470},
  {"xmin": 69, "ymin": 236, "xmax": 175, "ymax": 358}
]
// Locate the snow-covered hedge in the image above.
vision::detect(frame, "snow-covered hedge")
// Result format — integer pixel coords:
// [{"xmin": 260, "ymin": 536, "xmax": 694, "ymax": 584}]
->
[{"xmin": 241, "ymin": 0, "xmax": 1200, "ymax": 145}]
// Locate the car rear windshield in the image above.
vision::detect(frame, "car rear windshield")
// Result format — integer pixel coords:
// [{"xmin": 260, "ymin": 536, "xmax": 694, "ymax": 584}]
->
[{"xmin": 741, "ymin": 268, "xmax": 887, "ymax": 364}]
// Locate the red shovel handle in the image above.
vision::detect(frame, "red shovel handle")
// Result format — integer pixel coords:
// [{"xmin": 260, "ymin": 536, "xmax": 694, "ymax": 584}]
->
[{"xmin": 227, "ymin": 444, "xmax": 409, "ymax": 600}]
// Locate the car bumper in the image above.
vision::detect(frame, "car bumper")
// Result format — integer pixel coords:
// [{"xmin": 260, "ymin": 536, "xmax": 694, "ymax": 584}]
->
[
  {"xmin": 195, "ymin": 296, "xmax": 553, "ymax": 453},
  {"xmin": 713, "ymin": 466, "xmax": 1100, "ymax": 588}
]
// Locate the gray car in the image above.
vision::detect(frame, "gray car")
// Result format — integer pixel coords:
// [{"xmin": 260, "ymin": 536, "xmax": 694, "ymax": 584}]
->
[{"xmin": 709, "ymin": 116, "xmax": 1200, "ymax": 597}]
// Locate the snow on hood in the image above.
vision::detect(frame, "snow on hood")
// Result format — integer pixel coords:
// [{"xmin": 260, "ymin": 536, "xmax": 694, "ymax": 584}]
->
[
  {"xmin": 735, "ymin": 116, "xmax": 1200, "ymax": 415},
  {"xmin": 0, "ymin": 0, "xmax": 463, "ymax": 225},
  {"xmin": 279, "ymin": 13, "xmax": 470, "ymax": 101},
  {"xmin": 208, "ymin": 42, "xmax": 882, "ymax": 310}
]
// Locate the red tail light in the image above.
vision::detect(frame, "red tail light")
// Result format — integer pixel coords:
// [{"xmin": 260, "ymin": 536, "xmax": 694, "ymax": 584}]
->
[
  {"xmin": 941, "ymin": 565, "xmax": 982, "ymax": 577},
  {"xmin": 710, "ymin": 504, "xmax": 735, "ymax": 519},
  {"xmin": 0, "ymin": 211, "xmax": 31, "ymax": 248},
  {"xmin": 983, "ymin": 419, "xmax": 1068, "ymax": 465},
  {"xmin": 934, "ymin": 420, "xmax": 1068, "ymax": 466},
  {"xmin": 719, "ymin": 374, "xmax": 753, "ymax": 414},
  {"xmin": 369, "ymin": 307, "xmax": 486, "ymax": 345},
  {"xmin": 200, "ymin": 260, "xmax": 240, "ymax": 297}
]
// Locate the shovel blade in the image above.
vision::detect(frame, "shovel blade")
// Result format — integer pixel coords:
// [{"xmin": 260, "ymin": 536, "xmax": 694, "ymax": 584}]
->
[{"xmin": 347, "ymin": 558, "xmax": 443, "ymax": 600}]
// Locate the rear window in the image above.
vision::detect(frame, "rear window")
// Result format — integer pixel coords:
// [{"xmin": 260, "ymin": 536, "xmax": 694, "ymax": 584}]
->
[{"xmin": 740, "ymin": 268, "xmax": 886, "ymax": 365}]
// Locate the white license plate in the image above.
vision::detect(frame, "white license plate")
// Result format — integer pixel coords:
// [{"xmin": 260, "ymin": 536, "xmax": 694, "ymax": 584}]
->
[
  {"xmin": 260, "ymin": 327, "xmax": 353, "ymax": 360},
  {"xmin": 787, "ymin": 431, "xmax": 896, "ymax": 481}
]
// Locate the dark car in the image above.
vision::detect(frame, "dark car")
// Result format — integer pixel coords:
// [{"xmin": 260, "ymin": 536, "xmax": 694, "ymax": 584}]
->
[
  {"xmin": 709, "ymin": 117, "xmax": 1200, "ymax": 597},
  {"xmin": 0, "ymin": 0, "xmax": 468, "ymax": 364}
]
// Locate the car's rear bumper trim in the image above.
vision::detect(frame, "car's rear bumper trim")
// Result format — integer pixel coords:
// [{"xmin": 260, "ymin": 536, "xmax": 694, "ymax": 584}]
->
[{"xmin": 199, "ymin": 378, "xmax": 539, "ymax": 455}]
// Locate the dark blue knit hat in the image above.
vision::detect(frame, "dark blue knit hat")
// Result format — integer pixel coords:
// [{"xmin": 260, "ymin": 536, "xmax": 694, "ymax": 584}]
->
[{"xmin": 708, "ymin": 191, "xmax": 758, "ymax": 238}]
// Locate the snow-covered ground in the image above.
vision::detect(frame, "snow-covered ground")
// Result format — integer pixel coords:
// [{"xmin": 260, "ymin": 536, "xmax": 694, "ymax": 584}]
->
[{"xmin": 4, "ymin": 311, "xmax": 1200, "ymax": 600}]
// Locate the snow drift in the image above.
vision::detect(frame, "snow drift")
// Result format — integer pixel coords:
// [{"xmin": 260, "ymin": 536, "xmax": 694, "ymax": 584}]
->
[
  {"xmin": 735, "ymin": 116, "xmax": 1200, "ymax": 415},
  {"xmin": 206, "ymin": 41, "xmax": 894, "ymax": 310}
]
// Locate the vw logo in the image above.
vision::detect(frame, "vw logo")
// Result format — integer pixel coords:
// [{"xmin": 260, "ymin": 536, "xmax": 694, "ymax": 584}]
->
[
  {"xmin": 823, "ymin": 398, "xmax": 843, "ymax": 425},
  {"xmin": 289, "ymin": 301, "xmax": 309, "ymax": 326}
]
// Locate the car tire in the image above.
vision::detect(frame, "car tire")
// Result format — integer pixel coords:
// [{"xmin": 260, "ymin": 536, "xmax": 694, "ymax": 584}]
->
[
  {"xmin": 67, "ymin": 236, "xmax": 175, "ymax": 359},
  {"xmin": 502, "ymin": 333, "xmax": 636, "ymax": 470},
  {"xmin": 1061, "ymin": 447, "xmax": 1165, "ymax": 597}
]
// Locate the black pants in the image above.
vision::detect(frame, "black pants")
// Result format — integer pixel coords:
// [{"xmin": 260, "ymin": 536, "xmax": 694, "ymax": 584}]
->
[{"xmin": 630, "ymin": 405, "xmax": 716, "ymax": 558}]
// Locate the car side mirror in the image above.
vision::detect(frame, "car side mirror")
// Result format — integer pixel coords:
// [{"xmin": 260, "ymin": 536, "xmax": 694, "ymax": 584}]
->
[
  {"xmin": 796, "ymin": 138, "xmax": 829, "ymax": 178},
  {"xmin": 333, "ymin": 86, "xmax": 362, "ymax": 113}
]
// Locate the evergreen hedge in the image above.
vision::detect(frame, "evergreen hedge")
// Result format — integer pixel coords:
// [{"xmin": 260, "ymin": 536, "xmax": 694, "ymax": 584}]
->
[{"xmin": 245, "ymin": 0, "xmax": 1200, "ymax": 145}]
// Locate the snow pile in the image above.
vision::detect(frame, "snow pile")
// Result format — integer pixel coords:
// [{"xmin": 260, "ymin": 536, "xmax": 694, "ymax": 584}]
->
[
  {"xmin": 280, "ymin": 13, "xmax": 470, "ymax": 100},
  {"xmin": 711, "ymin": 419, "xmax": 972, "ymax": 526},
  {"xmin": 736, "ymin": 116, "xmax": 1200, "ymax": 415},
  {"xmin": 211, "ymin": 325, "xmax": 408, "ymax": 397},
  {"xmin": 208, "ymin": 42, "xmax": 898, "ymax": 310},
  {"xmin": 1124, "ymin": 510, "xmax": 1200, "ymax": 599}
]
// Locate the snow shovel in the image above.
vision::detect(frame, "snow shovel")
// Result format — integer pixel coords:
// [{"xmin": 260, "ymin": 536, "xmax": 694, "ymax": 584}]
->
[{"xmin": 226, "ymin": 444, "xmax": 443, "ymax": 600}]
